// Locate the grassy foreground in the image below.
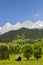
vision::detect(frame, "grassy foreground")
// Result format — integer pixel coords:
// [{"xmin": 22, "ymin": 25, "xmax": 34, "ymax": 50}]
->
[
  {"xmin": 0, "ymin": 43, "xmax": 43, "ymax": 65},
  {"xmin": 0, "ymin": 54, "xmax": 43, "ymax": 65}
]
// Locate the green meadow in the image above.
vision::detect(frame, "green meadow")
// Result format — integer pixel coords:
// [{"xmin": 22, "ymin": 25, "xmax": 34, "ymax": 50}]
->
[{"xmin": 0, "ymin": 54, "xmax": 43, "ymax": 65}]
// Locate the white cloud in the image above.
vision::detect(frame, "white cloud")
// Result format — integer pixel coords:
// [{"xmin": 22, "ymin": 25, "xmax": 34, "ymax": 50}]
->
[
  {"xmin": 13, "ymin": 22, "xmax": 22, "ymax": 30},
  {"xmin": 0, "ymin": 27, "xmax": 2, "ymax": 30},
  {"xmin": 0, "ymin": 20, "xmax": 43, "ymax": 34},
  {"xmin": 1, "ymin": 22, "xmax": 13, "ymax": 34},
  {"xmin": 22, "ymin": 20, "xmax": 33, "ymax": 29},
  {"xmin": 34, "ymin": 20, "xmax": 43, "ymax": 29}
]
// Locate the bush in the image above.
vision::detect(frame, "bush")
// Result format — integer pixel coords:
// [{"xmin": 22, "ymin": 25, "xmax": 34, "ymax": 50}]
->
[
  {"xmin": 14, "ymin": 45, "xmax": 20, "ymax": 54},
  {"xmin": 9, "ymin": 44, "xmax": 20, "ymax": 54},
  {"xmin": 9, "ymin": 45, "xmax": 14, "ymax": 54},
  {"xmin": 0, "ymin": 46, "xmax": 9, "ymax": 60},
  {"xmin": 23, "ymin": 44, "xmax": 33, "ymax": 60},
  {"xmin": 33, "ymin": 43, "xmax": 42, "ymax": 60}
]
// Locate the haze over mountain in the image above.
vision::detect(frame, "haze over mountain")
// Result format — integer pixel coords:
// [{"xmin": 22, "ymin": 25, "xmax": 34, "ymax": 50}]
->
[{"xmin": 0, "ymin": 20, "xmax": 43, "ymax": 34}]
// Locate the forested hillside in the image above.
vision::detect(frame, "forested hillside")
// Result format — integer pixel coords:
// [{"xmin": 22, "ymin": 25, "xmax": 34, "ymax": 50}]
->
[{"xmin": 0, "ymin": 27, "xmax": 43, "ymax": 42}]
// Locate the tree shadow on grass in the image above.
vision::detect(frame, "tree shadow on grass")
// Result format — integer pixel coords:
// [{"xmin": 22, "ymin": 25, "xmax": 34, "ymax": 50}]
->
[
  {"xmin": 24, "ymin": 58, "xmax": 36, "ymax": 61},
  {"xmin": 29, "ymin": 59, "xmax": 36, "ymax": 61}
]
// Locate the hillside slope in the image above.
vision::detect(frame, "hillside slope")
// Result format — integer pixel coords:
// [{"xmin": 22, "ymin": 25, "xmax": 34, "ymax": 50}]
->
[{"xmin": 0, "ymin": 28, "xmax": 43, "ymax": 42}]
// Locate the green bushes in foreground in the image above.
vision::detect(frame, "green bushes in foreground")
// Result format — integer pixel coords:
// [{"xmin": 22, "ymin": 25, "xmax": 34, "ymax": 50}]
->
[
  {"xmin": 0, "ymin": 43, "xmax": 42, "ymax": 60},
  {"xmin": 33, "ymin": 44, "xmax": 42, "ymax": 60},
  {"xmin": 9, "ymin": 44, "xmax": 21, "ymax": 54},
  {"xmin": 0, "ymin": 46, "xmax": 9, "ymax": 60},
  {"xmin": 22, "ymin": 43, "xmax": 42, "ymax": 60},
  {"xmin": 23, "ymin": 44, "xmax": 33, "ymax": 60}
]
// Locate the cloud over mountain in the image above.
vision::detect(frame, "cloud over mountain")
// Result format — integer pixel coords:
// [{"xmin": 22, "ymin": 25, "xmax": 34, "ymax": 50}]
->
[
  {"xmin": 0, "ymin": 27, "xmax": 2, "ymax": 30},
  {"xmin": 22, "ymin": 20, "xmax": 33, "ymax": 29},
  {"xmin": 0, "ymin": 20, "xmax": 43, "ymax": 34}
]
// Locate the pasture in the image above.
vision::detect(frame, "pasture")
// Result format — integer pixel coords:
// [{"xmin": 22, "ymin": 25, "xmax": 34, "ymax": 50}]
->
[{"xmin": 0, "ymin": 54, "xmax": 43, "ymax": 65}]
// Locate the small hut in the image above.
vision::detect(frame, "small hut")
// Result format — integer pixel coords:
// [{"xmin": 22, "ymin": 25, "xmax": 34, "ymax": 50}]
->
[{"xmin": 15, "ymin": 55, "xmax": 22, "ymax": 61}]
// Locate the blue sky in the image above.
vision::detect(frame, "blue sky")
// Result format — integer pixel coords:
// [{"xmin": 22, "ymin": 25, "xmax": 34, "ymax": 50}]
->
[{"xmin": 0, "ymin": 0, "xmax": 43, "ymax": 26}]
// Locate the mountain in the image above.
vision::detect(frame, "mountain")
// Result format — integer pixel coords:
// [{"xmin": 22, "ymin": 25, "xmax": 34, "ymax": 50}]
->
[{"xmin": 0, "ymin": 27, "xmax": 43, "ymax": 42}]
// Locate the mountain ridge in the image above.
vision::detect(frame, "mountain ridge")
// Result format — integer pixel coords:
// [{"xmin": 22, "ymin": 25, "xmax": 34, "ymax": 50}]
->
[{"xmin": 0, "ymin": 27, "xmax": 43, "ymax": 42}]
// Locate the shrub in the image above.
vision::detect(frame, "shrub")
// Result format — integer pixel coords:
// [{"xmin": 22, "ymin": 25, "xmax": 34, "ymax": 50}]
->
[
  {"xmin": 23, "ymin": 44, "xmax": 33, "ymax": 60},
  {"xmin": 0, "ymin": 46, "xmax": 9, "ymax": 59},
  {"xmin": 9, "ymin": 44, "xmax": 20, "ymax": 54},
  {"xmin": 33, "ymin": 43, "xmax": 42, "ymax": 60},
  {"xmin": 14, "ymin": 45, "xmax": 20, "ymax": 54},
  {"xmin": 9, "ymin": 45, "xmax": 14, "ymax": 54}
]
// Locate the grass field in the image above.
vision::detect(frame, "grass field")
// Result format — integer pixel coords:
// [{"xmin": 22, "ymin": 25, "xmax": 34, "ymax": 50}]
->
[{"xmin": 0, "ymin": 54, "xmax": 43, "ymax": 65}]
